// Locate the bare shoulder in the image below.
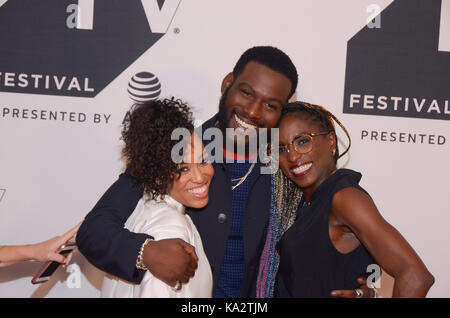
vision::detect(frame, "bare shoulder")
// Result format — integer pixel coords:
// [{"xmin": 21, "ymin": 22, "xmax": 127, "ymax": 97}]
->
[
  {"xmin": 331, "ymin": 186, "xmax": 383, "ymax": 227},
  {"xmin": 332, "ymin": 186, "xmax": 373, "ymax": 208}
]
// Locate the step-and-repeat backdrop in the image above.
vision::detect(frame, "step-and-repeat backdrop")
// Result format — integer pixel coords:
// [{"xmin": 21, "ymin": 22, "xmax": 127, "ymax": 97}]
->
[{"xmin": 0, "ymin": 0, "xmax": 449, "ymax": 297}]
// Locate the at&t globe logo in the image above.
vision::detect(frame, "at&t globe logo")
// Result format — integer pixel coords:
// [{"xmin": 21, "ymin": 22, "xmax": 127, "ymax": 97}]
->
[{"xmin": 128, "ymin": 72, "xmax": 162, "ymax": 102}]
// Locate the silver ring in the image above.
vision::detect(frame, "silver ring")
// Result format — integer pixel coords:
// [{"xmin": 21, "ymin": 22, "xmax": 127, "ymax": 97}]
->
[
  {"xmin": 355, "ymin": 288, "xmax": 363, "ymax": 298},
  {"xmin": 171, "ymin": 280, "xmax": 182, "ymax": 291}
]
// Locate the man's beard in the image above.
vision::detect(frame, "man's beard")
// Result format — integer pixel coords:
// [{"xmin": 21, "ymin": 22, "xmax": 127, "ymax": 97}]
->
[
  {"xmin": 217, "ymin": 86, "xmax": 266, "ymax": 157},
  {"xmin": 217, "ymin": 86, "xmax": 230, "ymax": 133}
]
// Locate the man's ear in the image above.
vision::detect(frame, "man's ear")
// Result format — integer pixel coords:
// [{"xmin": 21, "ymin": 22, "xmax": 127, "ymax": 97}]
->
[{"xmin": 221, "ymin": 72, "xmax": 234, "ymax": 94}]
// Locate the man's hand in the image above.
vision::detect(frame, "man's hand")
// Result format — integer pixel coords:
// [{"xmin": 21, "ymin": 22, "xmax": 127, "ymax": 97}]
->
[
  {"xmin": 331, "ymin": 276, "xmax": 376, "ymax": 298},
  {"xmin": 143, "ymin": 238, "xmax": 199, "ymax": 287}
]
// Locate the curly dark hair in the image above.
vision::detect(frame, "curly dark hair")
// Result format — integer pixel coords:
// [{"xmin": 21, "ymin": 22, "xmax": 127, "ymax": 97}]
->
[{"xmin": 121, "ymin": 98, "xmax": 194, "ymax": 199}]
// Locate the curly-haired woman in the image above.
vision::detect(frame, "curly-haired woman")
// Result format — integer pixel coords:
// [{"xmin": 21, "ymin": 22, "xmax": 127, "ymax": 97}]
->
[{"xmin": 101, "ymin": 98, "xmax": 214, "ymax": 298}]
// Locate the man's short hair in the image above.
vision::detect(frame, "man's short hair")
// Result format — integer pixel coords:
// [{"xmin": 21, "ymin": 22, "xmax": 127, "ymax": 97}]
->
[{"xmin": 232, "ymin": 46, "xmax": 298, "ymax": 99}]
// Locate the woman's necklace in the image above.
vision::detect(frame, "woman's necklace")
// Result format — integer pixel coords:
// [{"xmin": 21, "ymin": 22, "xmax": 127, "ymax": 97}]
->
[{"xmin": 231, "ymin": 162, "xmax": 256, "ymax": 191}]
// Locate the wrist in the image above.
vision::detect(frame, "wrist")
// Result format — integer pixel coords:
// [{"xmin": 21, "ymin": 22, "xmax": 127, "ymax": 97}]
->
[
  {"xmin": 136, "ymin": 238, "xmax": 153, "ymax": 270},
  {"xmin": 7, "ymin": 244, "xmax": 34, "ymax": 263},
  {"xmin": 18, "ymin": 244, "xmax": 35, "ymax": 261}
]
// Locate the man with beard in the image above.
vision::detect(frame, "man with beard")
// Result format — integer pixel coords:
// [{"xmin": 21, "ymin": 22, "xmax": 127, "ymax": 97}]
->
[
  {"xmin": 77, "ymin": 46, "xmax": 369, "ymax": 298},
  {"xmin": 191, "ymin": 48, "xmax": 296, "ymax": 297}
]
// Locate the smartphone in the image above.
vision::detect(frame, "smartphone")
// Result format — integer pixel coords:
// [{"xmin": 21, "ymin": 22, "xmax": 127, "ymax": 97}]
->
[{"xmin": 31, "ymin": 242, "xmax": 76, "ymax": 284}]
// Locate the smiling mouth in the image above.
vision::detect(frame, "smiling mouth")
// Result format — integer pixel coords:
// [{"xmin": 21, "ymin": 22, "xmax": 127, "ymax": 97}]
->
[
  {"xmin": 234, "ymin": 114, "xmax": 258, "ymax": 130},
  {"xmin": 290, "ymin": 162, "xmax": 313, "ymax": 175},
  {"xmin": 187, "ymin": 184, "xmax": 209, "ymax": 198}
]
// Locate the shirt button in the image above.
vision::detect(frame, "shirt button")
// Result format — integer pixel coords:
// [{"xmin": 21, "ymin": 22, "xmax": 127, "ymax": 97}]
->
[{"xmin": 217, "ymin": 213, "xmax": 227, "ymax": 224}]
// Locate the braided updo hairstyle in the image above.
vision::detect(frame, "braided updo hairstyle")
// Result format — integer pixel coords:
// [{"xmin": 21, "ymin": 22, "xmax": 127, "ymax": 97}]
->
[{"xmin": 278, "ymin": 101, "xmax": 351, "ymax": 163}]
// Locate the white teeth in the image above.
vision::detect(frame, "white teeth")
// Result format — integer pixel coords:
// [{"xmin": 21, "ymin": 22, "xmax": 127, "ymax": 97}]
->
[
  {"xmin": 291, "ymin": 162, "xmax": 312, "ymax": 174},
  {"xmin": 234, "ymin": 114, "xmax": 257, "ymax": 130},
  {"xmin": 188, "ymin": 185, "xmax": 207, "ymax": 194}
]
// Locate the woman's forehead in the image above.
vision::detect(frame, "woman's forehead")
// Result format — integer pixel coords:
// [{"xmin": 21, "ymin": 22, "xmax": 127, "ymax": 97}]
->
[
  {"xmin": 181, "ymin": 134, "xmax": 205, "ymax": 163},
  {"xmin": 280, "ymin": 113, "xmax": 320, "ymax": 133}
]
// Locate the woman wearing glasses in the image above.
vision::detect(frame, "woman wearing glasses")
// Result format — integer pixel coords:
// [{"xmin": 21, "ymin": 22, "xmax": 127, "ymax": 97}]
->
[{"xmin": 257, "ymin": 101, "xmax": 434, "ymax": 298}]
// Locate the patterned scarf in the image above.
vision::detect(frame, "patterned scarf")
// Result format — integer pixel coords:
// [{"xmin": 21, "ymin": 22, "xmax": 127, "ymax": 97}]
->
[{"xmin": 256, "ymin": 168, "xmax": 303, "ymax": 298}]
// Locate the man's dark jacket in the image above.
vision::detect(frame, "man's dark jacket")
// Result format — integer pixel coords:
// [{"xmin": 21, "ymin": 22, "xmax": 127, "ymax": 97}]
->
[{"xmin": 76, "ymin": 114, "xmax": 272, "ymax": 297}]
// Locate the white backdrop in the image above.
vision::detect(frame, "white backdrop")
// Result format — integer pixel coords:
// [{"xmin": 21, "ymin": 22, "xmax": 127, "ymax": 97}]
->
[{"xmin": 0, "ymin": 0, "xmax": 449, "ymax": 297}]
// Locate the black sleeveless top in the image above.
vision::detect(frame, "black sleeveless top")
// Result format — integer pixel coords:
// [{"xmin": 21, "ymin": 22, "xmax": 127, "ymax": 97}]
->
[{"xmin": 275, "ymin": 169, "xmax": 376, "ymax": 298}]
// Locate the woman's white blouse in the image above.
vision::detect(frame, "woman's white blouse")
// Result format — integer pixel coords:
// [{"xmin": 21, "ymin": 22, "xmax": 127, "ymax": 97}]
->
[{"xmin": 101, "ymin": 195, "xmax": 212, "ymax": 298}]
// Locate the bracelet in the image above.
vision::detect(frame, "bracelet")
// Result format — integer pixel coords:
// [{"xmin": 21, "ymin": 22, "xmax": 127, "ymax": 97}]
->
[{"xmin": 136, "ymin": 238, "xmax": 153, "ymax": 270}]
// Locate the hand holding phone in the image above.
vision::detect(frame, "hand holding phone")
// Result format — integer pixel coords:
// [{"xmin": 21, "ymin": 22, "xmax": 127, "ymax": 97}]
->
[
  {"xmin": 29, "ymin": 223, "xmax": 81, "ymax": 284},
  {"xmin": 31, "ymin": 242, "xmax": 76, "ymax": 284}
]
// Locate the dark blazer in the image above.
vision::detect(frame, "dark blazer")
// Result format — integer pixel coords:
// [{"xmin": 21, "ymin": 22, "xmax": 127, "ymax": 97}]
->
[{"xmin": 77, "ymin": 114, "xmax": 272, "ymax": 297}]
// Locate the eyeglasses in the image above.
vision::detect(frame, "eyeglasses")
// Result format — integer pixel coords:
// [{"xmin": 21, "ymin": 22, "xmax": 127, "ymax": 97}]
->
[{"xmin": 278, "ymin": 131, "xmax": 332, "ymax": 155}]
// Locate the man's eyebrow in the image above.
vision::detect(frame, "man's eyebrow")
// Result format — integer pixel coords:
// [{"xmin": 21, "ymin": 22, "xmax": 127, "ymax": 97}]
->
[
  {"xmin": 237, "ymin": 82, "xmax": 255, "ymax": 92},
  {"xmin": 237, "ymin": 82, "xmax": 284, "ymax": 105}
]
